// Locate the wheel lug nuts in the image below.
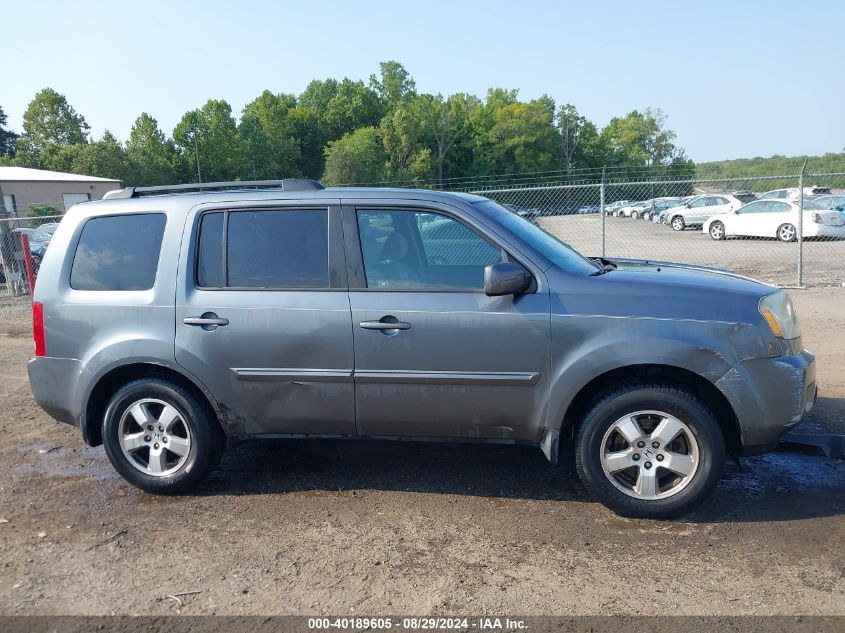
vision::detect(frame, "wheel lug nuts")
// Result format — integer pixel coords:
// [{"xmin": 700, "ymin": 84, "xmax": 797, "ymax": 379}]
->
[
  {"xmin": 158, "ymin": 426, "xmax": 164, "ymax": 432},
  {"xmin": 656, "ymin": 454, "xmax": 664, "ymax": 462},
  {"xmin": 162, "ymin": 437, "xmax": 168, "ymax": 443},
  {"xmin": 147, "ymin": 425, "xmax": 153, "ymax": 431},
  {"xmin": 652, "ymin": 441, "xmax": 660, "ymax": 448},
  {"xmin": 644, "ymin": 461, "xmax": 652, "ymax": 469},
  {"xmin": 154, "ymin": 443, "xmax": 160, "ymax": 450},
  {"xmin": 144, "ymin": 435, "xmax": 151, "ymax": 442},
  {"xmin": 636, "ymin": 441, "xmax": 645, "ymax": 448}
]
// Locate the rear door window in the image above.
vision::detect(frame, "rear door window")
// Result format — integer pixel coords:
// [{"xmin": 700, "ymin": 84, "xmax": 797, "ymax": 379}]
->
[
  {"xmin": 70, "ymin": 213, "xmax": 166, "ymax": 291},
  {"xmin": 196, "ymin": 209, "xmax": 329, "ymax": 289}
]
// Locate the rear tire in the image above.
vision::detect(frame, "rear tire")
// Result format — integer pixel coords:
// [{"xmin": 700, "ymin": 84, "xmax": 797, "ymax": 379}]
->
[
  {"xmin": 574, "ymin": 383, "xmax": 726, "ymax": 519},
  {"xmin": 102, "ymin": 378, "xmax": 225, "ymax": 493},
  {"xmin": 671, "ymin": 216, "xmax": 685, "ymax": 231},
  {"xmin": 777, "ymin": 223, "xmax": 797, "ymax": 242},
  {"xmin": 631, "ymin": 211, "xmax": 640, "ymax": 220}
]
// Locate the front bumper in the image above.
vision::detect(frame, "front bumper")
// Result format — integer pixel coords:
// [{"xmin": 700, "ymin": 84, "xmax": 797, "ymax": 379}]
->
[
  {"xmin": 27, "ymin": 356, "xmax": 92, "ymax": 428},
  {"xmin": 716, "ymin": 348, "xmax": 817, "ymax": 455}
]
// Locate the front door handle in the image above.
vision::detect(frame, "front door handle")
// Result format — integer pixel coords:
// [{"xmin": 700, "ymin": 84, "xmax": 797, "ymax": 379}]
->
[
  {"xmin": 184, "ymin": 313, "xmax": 229, "ymax": 328},
  {"xmin": 359, "ymin": 316, "xmax": 411, "ymax": 331}
]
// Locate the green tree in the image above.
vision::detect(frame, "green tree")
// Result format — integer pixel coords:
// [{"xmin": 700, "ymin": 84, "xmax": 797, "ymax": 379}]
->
[
  {"xmin": 173, "ymin": 99, "xmax": 248, "ymax": 182},
  {"xmin": 370, "ymin": 60, "xmax": 416, "ymax": 110},
  {"xmin": 288, "ymin": 105, "xmax": 324, "ymax": 178},
  {"xmin": 380, "ymin": 95, "xmax": 434, "ymax": 182},
  {"xmin": 322, "ymin": 127, "xmax": 385, "ymax": 185},
  {"xmin": 126, "ymin": 113, "xmax": 180, "ymax": 186},
  {"xmin": 481, "ymin": 97, "xmax": 561, "ymax": 175},
  {"xmin": 67, "ymin": 130, "xmax": 132, "ymax": 182},
  {"xmin": 0, "ymin": 106, "xmax": 18, "ymax": 157},
  {"xmin": 240, "ymin": 90, "xmax": 301, "ymax": 179},
  {"xmin": 323, "ymin": 79, "xmax": 385, "ymax": 143},
  {"xmin": 17, "ymin": 88, "xmax": 90, "ymax": 160},
  {"xmin": 299, "ymin": 78, "xmax": 339, "ymax": 115},
  {"xmin": 426, "ymin": 93, "xmax": 477, "ymax": 186},
  {"xmin": 600, "ymin": 108, "xmax": 680, "ymax": 168}
]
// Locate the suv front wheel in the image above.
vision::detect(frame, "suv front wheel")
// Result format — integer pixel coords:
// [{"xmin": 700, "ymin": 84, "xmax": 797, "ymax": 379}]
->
[
  {"xmin": 575, "ymin": 384, "xmax": 725, "ymax": 519},
  {"xmin": 102, "ymin": 378, "xmax": 225, "ymax": 493}
]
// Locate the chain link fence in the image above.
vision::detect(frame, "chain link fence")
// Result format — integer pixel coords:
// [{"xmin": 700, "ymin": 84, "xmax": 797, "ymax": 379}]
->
[
  {"xmin": 0, "ymin": 212, "xmax": 65, "ymax": 296},
  {"xmin": 466, "ymin": 172, "xmax": 845, "ymax": 287},
  {"xmin": 2, "ymin": 173, "xmax": 844, "ymax": 295}
]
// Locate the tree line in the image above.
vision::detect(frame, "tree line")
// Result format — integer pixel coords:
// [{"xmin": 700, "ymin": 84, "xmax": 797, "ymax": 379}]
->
[{"xmin": 0, "ymin": 61, "xmax": 695, "ymax": 188}]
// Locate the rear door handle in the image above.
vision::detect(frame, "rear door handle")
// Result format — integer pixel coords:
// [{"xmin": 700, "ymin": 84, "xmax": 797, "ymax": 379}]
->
[
  {"xmin": 184, "ymin": 314, "xmax": 229, "ymax": 327},
  {"xmin": 359, "ymin": 318, "xmax": 411, "ymax": 331}
]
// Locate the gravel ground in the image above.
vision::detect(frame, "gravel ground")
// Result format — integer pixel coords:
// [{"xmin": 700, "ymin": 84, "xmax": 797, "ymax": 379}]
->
[
  {"xmin": 539, "ymin": 214, "xmax": 845, "ymax": 287},
  {"xmin": 0, "ymin": 289, "xmax": 842, "ymax": 617}
]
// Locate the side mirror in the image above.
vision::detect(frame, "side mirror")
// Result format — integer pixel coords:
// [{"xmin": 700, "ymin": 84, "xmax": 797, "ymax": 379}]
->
[
  {"xmin": 484, "ymin": 262, "xmax": 530, "ymax": 296},
  {"xmin": 685, "ymin": 203, "xmax": 691, "ymax": 208}
]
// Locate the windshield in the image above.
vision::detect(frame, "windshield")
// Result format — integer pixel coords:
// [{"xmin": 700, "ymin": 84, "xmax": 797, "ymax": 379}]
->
[{"xmin": 473, "ymin": 200, "xmax": 600, "ymax": 275}]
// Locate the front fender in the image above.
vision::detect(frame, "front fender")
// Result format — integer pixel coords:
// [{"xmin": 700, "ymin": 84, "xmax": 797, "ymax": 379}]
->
[{"xmin": 546, "ymin": 314, "xmax": 760, "ymax": 431}]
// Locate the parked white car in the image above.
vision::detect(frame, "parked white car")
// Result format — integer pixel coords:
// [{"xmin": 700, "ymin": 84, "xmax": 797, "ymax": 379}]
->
[
  {"xmin": 758, "ymin": 187, "xmax": 832, "ymax": 200},
  {"xmin": 703, "ymin": 199, "xmax": 845, "ymax": 241},
  {"xmin": 616, "ymin": 201, "xmax": 648, "ymax": 218},
  {"xmin": 604, "ymin": 200, "xmax": 631, "ymax": 216},
  {"xmin": 665, "ymin": 194, "xmax": 747, "ymax": 231}
]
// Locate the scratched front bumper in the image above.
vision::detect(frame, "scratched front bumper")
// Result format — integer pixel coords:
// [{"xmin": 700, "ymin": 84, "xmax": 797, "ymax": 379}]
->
[{"xmin": 716, "ymin": 348, "xmax": 816, "ymax": 456}]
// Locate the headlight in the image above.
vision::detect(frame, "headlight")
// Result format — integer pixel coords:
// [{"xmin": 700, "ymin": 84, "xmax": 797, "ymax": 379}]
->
[{"xmin": 759, "ymin": 291, "xmax": 801, "ymax": 339}]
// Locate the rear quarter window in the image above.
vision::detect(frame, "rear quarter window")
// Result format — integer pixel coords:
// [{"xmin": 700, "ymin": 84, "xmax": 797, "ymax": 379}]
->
[{"xmin": 70, "ymin": 213, "xmax": 166, "ymax": 290}]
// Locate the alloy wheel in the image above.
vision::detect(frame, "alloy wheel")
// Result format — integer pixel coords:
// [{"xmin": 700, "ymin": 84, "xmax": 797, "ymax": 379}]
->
[
  {"xmin": 118, "ymin": 398, "xmax": 192, "ymax": 476},
  {"xmin": 600, "ymin": 410, "xmax": 700, "ymax": 500},
  {"xmin": 778, "ymin": 224, "xmax": 796, "ymax": 242},
  {"xmin": 709, "ymin": 222, "xmax": 725, "ymax": 240}
]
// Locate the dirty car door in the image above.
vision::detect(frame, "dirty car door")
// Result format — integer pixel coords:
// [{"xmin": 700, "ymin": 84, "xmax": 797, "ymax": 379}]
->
[
  {"xmin": 345, "ymin": 203, "xmax": 551, "ymax": 441},
  {"xmin": 175, "ymin": 204, "xmax": 355, "ymax": 436}
]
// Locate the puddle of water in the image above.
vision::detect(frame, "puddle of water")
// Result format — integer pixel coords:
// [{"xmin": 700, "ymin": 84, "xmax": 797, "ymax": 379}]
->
[{"xmin": 12, "ymin": 442, "xmax": 118, "ymax": 480}]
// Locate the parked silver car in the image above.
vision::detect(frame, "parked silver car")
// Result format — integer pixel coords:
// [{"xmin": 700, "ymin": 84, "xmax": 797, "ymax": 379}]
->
[{"xmin": 28, "ymin": 180, "xmax": 817, "ymax": 518}]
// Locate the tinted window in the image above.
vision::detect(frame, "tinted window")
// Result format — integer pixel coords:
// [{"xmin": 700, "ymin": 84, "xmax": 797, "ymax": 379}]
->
[
  {"xmin": 357, "ymin": 209, "xmax": 503, "ymax": 290},
  {"xmin": 226, "ymin": 209, "xmax": 328, "ymax": 288},
  {"xmin": 197, "ymin": 212, "xmax": 224, "ymax": 287},
  {"xmin": 71, "ymin": 214, "xmax": 166, "ymax": 291},
  {"xmin": 689, "ymin": 197, "xmax": 707, "ymax": 208},
  {"xmin": 738, "ymin": 201, "xmax": 765, "ymax": 214},
  {"xmin": 769, "ymin": 201, "xmax": 791, "ymax": 213}
]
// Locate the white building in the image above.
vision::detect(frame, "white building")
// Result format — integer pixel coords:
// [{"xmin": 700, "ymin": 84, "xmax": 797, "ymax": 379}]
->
[{"xmin": 0, "ymin": 166, "xmax": 122, "ymax": 217}]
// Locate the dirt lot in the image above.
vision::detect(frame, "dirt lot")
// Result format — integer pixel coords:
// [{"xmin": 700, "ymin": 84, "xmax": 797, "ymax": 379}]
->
[
  {"xmin": 539, "ymin": 214, "xmax": 845, "ymax": 287},
  {"xmin": 0, "ymin": 290, "xmax": 842, "ymax": 617}
]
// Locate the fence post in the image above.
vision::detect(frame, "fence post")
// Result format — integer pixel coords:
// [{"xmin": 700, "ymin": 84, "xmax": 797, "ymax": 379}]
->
[
  {"xmin": 20, "ymin": 233, "xmax": 36, "ymax": 295},
  {"xmin": 797, "ymin": 160, "xmax": 806, "ymax": 287},
  {"xmin": 600, "ymin": 166, "xmax": 607, "ymax": 258}
]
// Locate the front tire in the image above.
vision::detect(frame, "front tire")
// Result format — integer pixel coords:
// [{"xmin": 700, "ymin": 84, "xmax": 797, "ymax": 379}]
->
[
  {"xmin": 709, "ymin": 221, "xmax": 725, "ymax": 241},
  {"xmin": 631, "ymin": 211, "xmax": 640, "ymax": 220},
  {"xmin": 102, "ymin": 378, "xmax": 225, "ymax": 493},
  {"xmin": 575, "ymin": 384, "xmax": 726, "ymax": 519},
  {"xmin": 671, "ymin": 216, "xmax": 685, "ymax": 231}
]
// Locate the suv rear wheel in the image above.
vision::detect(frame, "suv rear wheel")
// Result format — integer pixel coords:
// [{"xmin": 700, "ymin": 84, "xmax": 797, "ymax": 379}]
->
[
  {"xmin": 102, "ymin": 378, "xmax": 225, "ymax": 493},
  {"xmin": 575, "ymin": 384, "xmax": 725, "ymax": 519}
]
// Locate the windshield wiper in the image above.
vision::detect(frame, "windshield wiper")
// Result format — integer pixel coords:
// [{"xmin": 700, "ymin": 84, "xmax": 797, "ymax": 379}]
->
[{"xmin": 590, "ymin": 257, "xmax": 617, "ymax": 275}]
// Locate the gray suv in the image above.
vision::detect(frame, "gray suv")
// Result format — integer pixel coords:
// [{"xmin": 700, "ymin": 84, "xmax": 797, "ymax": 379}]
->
[{"xmin": 28, "ymin": 179, "xmax": 817, "ymax": 518}]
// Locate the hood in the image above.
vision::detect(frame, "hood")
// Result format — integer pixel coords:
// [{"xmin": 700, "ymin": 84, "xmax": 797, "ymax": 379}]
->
[
  {"xmin": 549, "ymin": 258, "xmax": 777, "ymax": 324},
  {"xmin": 602, "ymin": 258, "xmax": 773, "ymax": 296}
]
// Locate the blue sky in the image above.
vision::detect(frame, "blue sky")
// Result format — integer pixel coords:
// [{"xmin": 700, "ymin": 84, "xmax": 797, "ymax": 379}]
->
[{"xmin": 2, "ymin": 0, "xmax": 842, "ymax": 162}]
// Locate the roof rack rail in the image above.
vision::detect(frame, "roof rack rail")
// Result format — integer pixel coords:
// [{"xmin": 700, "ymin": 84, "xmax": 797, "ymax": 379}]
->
[{"xmin": 102, "ymin": 178, "xmax": 325, "ymax": 200}]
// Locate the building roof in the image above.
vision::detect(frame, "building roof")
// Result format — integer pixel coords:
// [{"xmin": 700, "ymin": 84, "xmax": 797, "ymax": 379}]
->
[{"xmin": 0, "ymin": 166, "xmax": 120, "ymax": 183}]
